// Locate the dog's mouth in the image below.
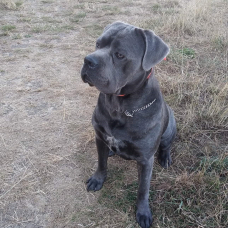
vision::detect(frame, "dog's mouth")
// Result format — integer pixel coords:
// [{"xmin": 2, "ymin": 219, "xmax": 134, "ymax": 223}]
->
[
  {"xmin": 81, "ymin": 73, "xmax": 94, "ymax": 87},
  {"xmin": 81, "ymin": 69, "xmax": 112, "ymax": 94}
]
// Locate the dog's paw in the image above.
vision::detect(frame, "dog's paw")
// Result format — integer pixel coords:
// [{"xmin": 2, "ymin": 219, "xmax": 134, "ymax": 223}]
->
[
  {"xmin": 86, "ymin": 175, "xmax": 105, "ymax": 192},
  {"xmin": 136, "ymin": 208, "xmax": 152, "ymax": 228},
  {"xmin": 158, "ymin": 151, "xmax": 172, "ymax": 168}
]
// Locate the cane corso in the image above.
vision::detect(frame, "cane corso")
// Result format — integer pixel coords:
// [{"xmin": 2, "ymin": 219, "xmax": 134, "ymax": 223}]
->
[{"xmin": 81, "ymin": 21, "xmax": 176, "ymax": 228}]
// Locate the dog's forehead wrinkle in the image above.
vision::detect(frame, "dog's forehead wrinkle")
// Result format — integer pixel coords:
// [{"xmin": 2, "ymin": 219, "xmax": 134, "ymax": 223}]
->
[
  {"xmin": 101, "ymin": 25, "xmax": 127, "ymax": 42},
  {"xmin": 117, "ymin": 32, "xmax": 144, "ymax": 55},
  {"xmin": 100, "ymin": 25, "xmax": 134, "ymax": 45}
]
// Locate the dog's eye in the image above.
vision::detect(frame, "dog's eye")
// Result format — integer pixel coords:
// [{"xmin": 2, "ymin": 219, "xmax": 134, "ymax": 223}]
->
[
  {"xmin": 96, "ymin": 43, "xmax": 100, "ymax": 49},
  {"xmin": 115, "ymin": 52, "xmax": 125, "ymax": 59}
]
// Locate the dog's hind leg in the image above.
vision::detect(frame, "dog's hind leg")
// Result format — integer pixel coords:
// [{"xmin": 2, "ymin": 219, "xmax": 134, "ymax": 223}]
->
[{"xmin": 158, "ymin": 107, "xmax": 176, "ymax": 168}]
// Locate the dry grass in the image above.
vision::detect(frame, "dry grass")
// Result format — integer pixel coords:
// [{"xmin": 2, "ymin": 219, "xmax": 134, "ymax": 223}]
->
[
  {"xmin": 0, "ymin": 0, "xmax": 227, "ymax": 227},
  {"xmin": 0, "ymin": 0, "xmax": 16, "ymax": 9}
]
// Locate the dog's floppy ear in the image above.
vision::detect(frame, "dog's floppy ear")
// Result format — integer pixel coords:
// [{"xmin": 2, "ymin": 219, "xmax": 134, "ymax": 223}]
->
[{"xmin": 141, "ymin": 29, "xmax": 169, "ymax": 71}]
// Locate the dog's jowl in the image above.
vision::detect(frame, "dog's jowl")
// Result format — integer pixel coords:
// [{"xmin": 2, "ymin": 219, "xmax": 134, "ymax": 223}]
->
[{"xmin": 81, "ymin": 21, "xmax": 176, "ymax": 228}]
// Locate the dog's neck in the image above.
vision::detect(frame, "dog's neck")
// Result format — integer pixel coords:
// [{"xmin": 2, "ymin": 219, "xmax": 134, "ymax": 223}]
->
[
  {"xmin": 103, "ymin": 69, "xmax": 158, "ymax": 115},
  {"xmin": 116, "ymin": 68, "xmax": 154, "ymax": 97}
]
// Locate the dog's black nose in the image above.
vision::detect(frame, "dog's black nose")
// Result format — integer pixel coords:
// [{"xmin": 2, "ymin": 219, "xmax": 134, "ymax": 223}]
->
[{"xmin": 84, "ymin": 55, "xmax": 98, "ymax": 69}]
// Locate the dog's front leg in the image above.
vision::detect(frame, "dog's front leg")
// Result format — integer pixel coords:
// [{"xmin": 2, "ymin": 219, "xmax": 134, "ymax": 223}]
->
[
  {"xmin": 87, "ymin": 137, "xmax": 109, "ymax": 192},
  {"xmin": 136, "ymin": 155, "xmax": 154, "ymax": 228}
]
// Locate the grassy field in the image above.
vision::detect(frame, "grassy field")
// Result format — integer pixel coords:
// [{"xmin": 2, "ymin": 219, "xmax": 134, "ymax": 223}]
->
[{"xmin": 0, "ymin": 0, "xmax": 227, "ymax": 227}]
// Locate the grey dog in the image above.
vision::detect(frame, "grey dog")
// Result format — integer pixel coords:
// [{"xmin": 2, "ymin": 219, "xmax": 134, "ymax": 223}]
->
[{"xmin": 81, "ymin": 21, "xmax": 176, "ymax": 228}]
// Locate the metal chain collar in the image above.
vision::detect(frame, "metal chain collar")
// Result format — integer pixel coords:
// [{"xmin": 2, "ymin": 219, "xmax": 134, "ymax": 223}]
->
[{"xmin": 124, "ymin": 99, "xmax": 156, "ymax": 117}]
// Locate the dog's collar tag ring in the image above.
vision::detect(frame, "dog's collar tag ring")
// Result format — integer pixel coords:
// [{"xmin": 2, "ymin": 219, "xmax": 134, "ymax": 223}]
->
[{"xmin": 124, "ymin": 110, "xmax": 134, "ymax": 117}]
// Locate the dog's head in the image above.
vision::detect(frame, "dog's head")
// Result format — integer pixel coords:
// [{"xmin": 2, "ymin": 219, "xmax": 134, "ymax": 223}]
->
[{"xmin": 81, "ymin": 21, "xmax": 169, "ymax": 95}]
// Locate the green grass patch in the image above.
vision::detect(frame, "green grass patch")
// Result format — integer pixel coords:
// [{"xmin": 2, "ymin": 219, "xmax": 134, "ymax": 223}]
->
[
  {"xmin": 31, "ymin": 25, "xmax": 45, "ymax": 33},
  {"xmin": 168, "ymin": 47, "xmax": 196, "ymax": 67},
  {"xmin": 140, "ymin": 18, "xmax": 164, "ymax": 31},
  {"xmin": 101, "ymin": 6, "xmax": 120, "ymax": 15},
  {"xmin": 212, "ymin": 36, "xmax": 227, "ymax": 51},
  {"xmin": 178, "ymin": 48, "xmax": 195, "ymax": 58},
  {"xmin": 151, "ymin": 2, "xmax": 180, "ymax": 14},
  {"xmin": 42, "ymin": 17, "xmax": 62, "ymax": 23},
  {"xmin": 164, "ymin": 0, "xmax": 180, "ymax": 8},
  {"xmin": 99, "ymin": 181, "xmax": 137, "ymax": 213},
  {"xmin": 15, "ymin": 1, "xmax": 23, "ymax": 8},
  {"xmin": 0, "ymin": 32, "xmax": 8, "ymax": 37},
  {"xmin": 97, "ymin": 159, "xmax": 228, "ymax": 227},
  {"xmin": 41, "ymin": 0, "xmax": 53, "ymax": 3},
  {"xmin": 31, "ymin": 24, "xmax": 75, "ymax": 34},
  {"xmin": 18, "ymin": 17, "xmax": 31, "ymax": 22},
  {"xmin": 2, "ymin": 25, "xmax": 16, "ymax": 32},
  {"xmin": 98, "ymin": 167, "xmax": 155, "ymax": 213},
  {"xmin": 151, "ymin": 4, "xmax": 161, "ymax": 13},
  {"xmin": 70, "ymin": 12, "xmax": 86, "ymax": 23},
  {"xmin": 73, "ymin": 4, "xmax": 85, "ymax": 9},
  {"xmin": 85, "ymin": 24, "xmax": 104, "ymax": 38},
  {"xmin": 12, "ymin": 34, "xmax": 22, "ymax": 39},
  {"xmin": 153, "ymin": 171, "xmax": 228, "ymax": 227},
  {"xmin": 61, "ymin": 25, "xmax": 74, "ymax": 30},
  {"xmin": 24, "ymin": 34, "xmax": 32, "ymax": 38},
  {"xmin": 199, "ymin": 156, "xmax": 228, "ymax": 175}
]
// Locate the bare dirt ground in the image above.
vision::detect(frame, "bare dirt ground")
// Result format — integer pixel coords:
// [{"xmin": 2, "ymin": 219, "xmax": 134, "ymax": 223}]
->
[
  {"xmin": 0, "ymin": 1, "xmax": 101, "ymax": 227},
  {"xmin": 0, "ymin": 0, "xmax": 227, "ymax": 228}
]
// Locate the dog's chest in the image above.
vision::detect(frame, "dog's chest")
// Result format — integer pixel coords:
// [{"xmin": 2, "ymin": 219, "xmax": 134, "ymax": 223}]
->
[
  {"xmin": 93, "ymin": 109, "xmax": 141, "ymax": 160},
  {"xmin": 106, "ymin": 136, "xmax": 120, "ymax": 149},
  {"xmin": 106, "ymin": 135, "xmax": 124, "ymax": 154},
  {"xmin": 105, "ymin": 135, "xmax": 134, "ymax": 160}
]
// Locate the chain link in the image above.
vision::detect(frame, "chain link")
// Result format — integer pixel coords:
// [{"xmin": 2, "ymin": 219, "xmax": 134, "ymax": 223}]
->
[{"xmin": 124, "ymin": 99, "xmax": 156, "ymax": 117}]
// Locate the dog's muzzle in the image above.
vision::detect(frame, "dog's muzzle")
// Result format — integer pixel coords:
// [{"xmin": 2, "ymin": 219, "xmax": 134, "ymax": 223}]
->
[{"xmin": 81, "ymin": 55, "xmax": 100, "ymax": 86}]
